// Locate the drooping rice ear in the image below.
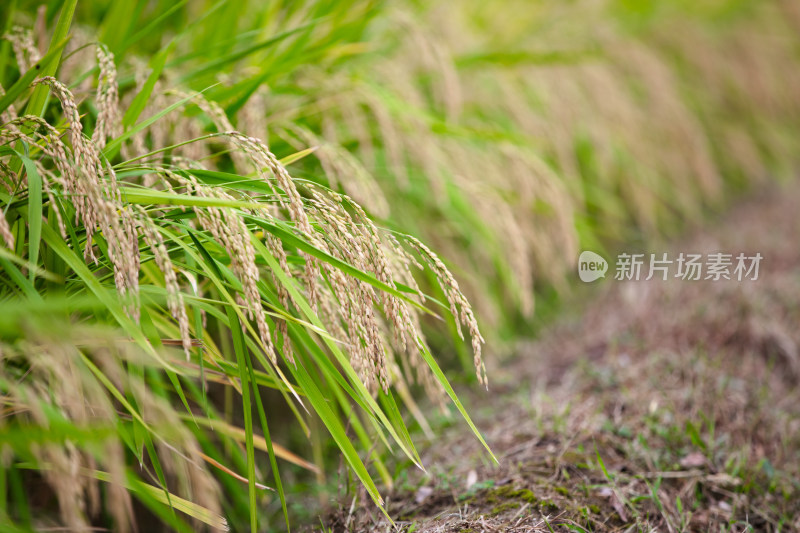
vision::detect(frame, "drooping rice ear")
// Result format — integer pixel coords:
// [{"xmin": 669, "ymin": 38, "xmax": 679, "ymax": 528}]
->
[
  {"xmin": 406, "ymin": 236, "xmax": 486, "ymax": 386},
  {"xmin": 93, "ymin": 44, "xmax": 122, "ymax": 151},
  {"xmin": 136, "ymin": 207, "xmax": 192, "ymax": 359},
  {"xmin": 0, "ymin": 210, "xmax": 13, "ymax": 249},
  {"xmin": 4, "ymin": 26, "xmax": 41, "ymax": 72},
  {"xmin": 31, "ymin": 77, "xmax": 141, "ymax": 317}
]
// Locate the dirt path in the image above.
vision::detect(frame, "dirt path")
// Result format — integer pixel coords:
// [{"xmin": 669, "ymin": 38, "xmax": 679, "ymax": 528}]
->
[{"xmin": 321, "ymin": 183, "xmax": 800, "ymax": 532}]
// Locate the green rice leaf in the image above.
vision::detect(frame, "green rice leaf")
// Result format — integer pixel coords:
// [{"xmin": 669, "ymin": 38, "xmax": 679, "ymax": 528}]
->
[
  {"xmin": 0, "ymin": 37, "xmax": 70, "ymax": 116},
  {"xmin": 23, "ymin": 0, "xmax": 76, "ymax": 117},
  {"xmin": 122, "ymin": 41, "xmax": 175, "ymax": 129},
  {"xmin": 18, "ymin": 154, "xmax": 41, "ymax": 282}
]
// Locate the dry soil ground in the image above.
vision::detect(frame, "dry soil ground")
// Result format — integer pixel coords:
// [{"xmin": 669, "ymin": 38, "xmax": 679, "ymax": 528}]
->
[{"xmin": 318, "ymin": 182, "xmax": 800, "ymax": 532}]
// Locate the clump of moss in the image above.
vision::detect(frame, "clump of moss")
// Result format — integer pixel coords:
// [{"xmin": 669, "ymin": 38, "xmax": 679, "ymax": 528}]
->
[
  {"xmin": 554, "ymin": 486, "xmax": 570, "ymax": 496},
  {"xmin": 490, "ymin": 502, "xmax": 521, "ymax": 516},
  {"xmin": 540, "ymin": 499, "xmax": 559, "ymax": 512},
  {"xmin": 492, "ymin": 485, "xmax": 539, "ymax": 504}
]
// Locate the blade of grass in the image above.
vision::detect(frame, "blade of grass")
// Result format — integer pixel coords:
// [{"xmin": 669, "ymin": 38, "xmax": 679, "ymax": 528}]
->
[
  {"xmin": 18, "ymin": 154, "xmax": 41, "ymax": 282},
  {"xmin": 120, "ymin": 186, "xmax": 272, "ymax": 210},
  {"xmin": 226, "ymin": 306, "xmax": 259, "ymax": 533},
  {"xmin": 416, "ymin": 342, "xmax": 496, "ymax": 462},
  {"xmin": 118, "ymin": 0, "xmax": 188, "ymax": 53},
  {"xmin": 179, "ymin": 20, "xmax": 321, "ymax": 83},
  {"xmin": 0, "ymin": 0, "xmax": 17, "ymax": 84},
  {"xmin": 243, "ymin": 330, "xmax": 291, "ymax": 532}
]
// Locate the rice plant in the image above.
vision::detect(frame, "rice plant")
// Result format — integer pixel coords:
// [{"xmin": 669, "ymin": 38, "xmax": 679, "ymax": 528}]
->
[{"xmin": 0, "ymin": 2, "xmax": 490, "ymax": 531}]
